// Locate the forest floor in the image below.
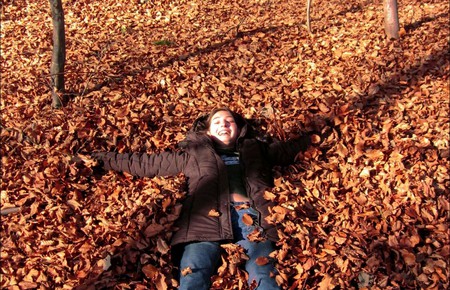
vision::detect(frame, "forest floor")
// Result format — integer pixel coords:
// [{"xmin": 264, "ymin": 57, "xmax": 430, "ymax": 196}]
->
[{"xmin": 1, "ymin": 0, "xmax": 449, "ymax": 289}]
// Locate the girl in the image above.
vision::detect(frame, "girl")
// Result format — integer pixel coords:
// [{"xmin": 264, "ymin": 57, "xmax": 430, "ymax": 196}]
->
[{"xmin": 92, "ymin": 107, "xmax": 310, "ymax": 289}]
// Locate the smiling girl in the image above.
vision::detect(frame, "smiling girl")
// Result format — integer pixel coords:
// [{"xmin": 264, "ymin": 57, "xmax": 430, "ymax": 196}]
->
[{"xmin": 91, "ymin": 107, "xmax": 311, "ymax": 289}]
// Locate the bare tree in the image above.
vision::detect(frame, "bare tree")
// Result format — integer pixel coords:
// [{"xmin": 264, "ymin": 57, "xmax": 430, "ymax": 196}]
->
[
  {"xmin": 306, "ymin": 0, "xmax": 400, "ymax": 39},
  {"xmin": 306, "ymin": 0, "xmax": 313, "ymax": 33},
  {"xmin": 384, "ymin": 0, "xmax": 399, "ymax": 39},
  {"xmin": 49, "ymin": 0, "xmax": 66, "ymax": 108}
]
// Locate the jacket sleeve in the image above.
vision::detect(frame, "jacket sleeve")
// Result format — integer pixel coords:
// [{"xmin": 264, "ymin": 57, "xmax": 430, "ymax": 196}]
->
[
  {"xmin": 91, "ymin": 151, "xmax": 189, "ymax": 178},
  {"xmin": 267, "ymin": 134, "xmax": 311, "ymax": 166}
]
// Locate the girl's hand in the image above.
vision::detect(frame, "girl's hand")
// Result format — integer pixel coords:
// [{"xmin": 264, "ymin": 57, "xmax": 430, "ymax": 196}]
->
[{"xmin": 71, "ymin": 154, "xmax": 99, "ymax": 168}]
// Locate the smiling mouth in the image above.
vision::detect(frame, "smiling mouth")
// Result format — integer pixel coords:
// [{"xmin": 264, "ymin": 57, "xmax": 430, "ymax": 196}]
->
[{"xmin": 218, "ymin": 131, "xmax": 230, "ymax": 136}]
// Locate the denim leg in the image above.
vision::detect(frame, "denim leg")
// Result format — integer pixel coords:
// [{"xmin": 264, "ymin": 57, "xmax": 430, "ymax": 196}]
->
[
  {"xmin": 178, "ymin": 241, "xmax": 222, "ymax": 290},
  {"xmin": 231, "ymin": 203, "xmax": 280, "ymax": 290}
]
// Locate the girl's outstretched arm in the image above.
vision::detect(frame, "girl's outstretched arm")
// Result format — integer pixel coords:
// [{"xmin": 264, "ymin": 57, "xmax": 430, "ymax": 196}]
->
[
  {"xmin": 267, "ymin": 134, "xmax": 312, "ymax": 166},
  {"xmin": 91, "ymin": 151, "xmax": 189, "ymax": 178}
]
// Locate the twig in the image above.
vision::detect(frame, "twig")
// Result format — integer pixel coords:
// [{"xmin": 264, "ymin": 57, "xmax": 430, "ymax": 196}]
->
[
  {"xmin": 0, "ymin": 125, "xmax": 37, "ymax": 145},
  {"xmin": 1, "ymin": 207, "xmax": 21, "ymax": 216},
  {"xmin": 80, "ymin": 41, "xmax": 114, "ymax": 97}
]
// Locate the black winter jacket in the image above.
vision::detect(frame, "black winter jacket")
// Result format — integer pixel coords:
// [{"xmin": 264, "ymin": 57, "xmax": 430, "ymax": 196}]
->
[{"xmin": 92, "ymin": 113, "xmax": 310, "ymax": 246}]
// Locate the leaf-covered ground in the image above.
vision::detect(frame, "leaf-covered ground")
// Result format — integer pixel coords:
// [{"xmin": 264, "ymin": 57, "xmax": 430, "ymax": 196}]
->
[{"xmin": 1, "ymin": 0, "xmax": 449, "ymax": 289}]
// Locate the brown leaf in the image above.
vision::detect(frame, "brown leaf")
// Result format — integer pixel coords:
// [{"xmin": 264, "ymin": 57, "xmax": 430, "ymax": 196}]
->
[
  {"xmin": 263, "ymin": 190, "xmax": 276, "ymax": 201},
  {"xmin": 144, "ymin": 224, "xmax": 165, "ymax": 237},
  {"xmin": 367, "ymin": 84, "xmax": 380, "ymax": 96},
  {"xmin": 255, "ymin": 256, "xmax": 269, "ymax": 266},
  {"xmin": 311, "ymin": 134, "xmax": 321, "ymax": 144},
  {"xmin": 177, "ymin": 87, "xmax": 188, "ymax": 96},
  {"xmin": 208, "ymin": 209, "xmax": 220, "ymax": 217},
  {"xmin": 142, "ymin": 264, "xmax": 159, "ymax": 279},
  {"xmin": 156, "ymin": 238, "xmax": 170, "ymax": 254},
  {"xmin": 242, "ymin": 213, "xmax": 253, "ymax": 225},
  {"xmin": 332, "ymin": 82, "xmax": 343, "ymax": 91},
  {"xmin": 181, "ymin": 267, "xmax": 192, "ymax": 276},
  {"xmin": 400, "ymin": 249, "xmax": 416, "ymax": 266},
  {"xmin": 18, "ymin": 281, "xmax": 38, "ymax": 289},
  {"xmin": 2, "ymin": 0, "xmax": 448, "ymax": 289},
  {"xmin": 161, "ymin": 197, "xmax": 172, "ymax": 212},
  {"xmin": 247, "ymin": 228, "xmax": 264, "ymax": 242},
  {"xmin": 318, "ymin": 102, "xmax": 330, "ymax": 113},
  {"xmin": 318, "ymin": 274, "xmax": 335, "ymax": 290},
  {"xmin": 364, "ymin": 149, "xmax": 384, "ymax": 160},
  {"xmin": 359, "ymin": 167, "xmax": 371, "ymax": 178}
]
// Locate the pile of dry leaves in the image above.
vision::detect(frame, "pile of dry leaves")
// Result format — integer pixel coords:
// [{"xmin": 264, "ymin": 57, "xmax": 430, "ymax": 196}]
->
[{"xmin": 1, "ymin": 0, "xmax": 448, "ymax": 289}]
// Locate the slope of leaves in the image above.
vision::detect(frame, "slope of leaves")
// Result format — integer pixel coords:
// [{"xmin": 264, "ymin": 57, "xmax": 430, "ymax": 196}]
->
[{"xmin": 1, "ymin": 0, "xmax": 449, "ymax": 289}]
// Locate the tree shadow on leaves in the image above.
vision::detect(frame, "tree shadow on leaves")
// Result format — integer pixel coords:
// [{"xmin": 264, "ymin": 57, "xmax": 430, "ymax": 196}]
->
[
  {"xmin": 77, "ymin": 25, "xmax": 280, "ymax": 98},
  {"xmin": 73, "ymin": 182, "xmax": 184, "ymax": 290},
  {"xmin": 298, "ymin": 40, "xmax": 448, "ymax": 290},
  {"xmin": 348, "ymin": 45, "xmax": 448, "ymax": 132},
  {"xmin": 309, "ymin": 42, "xmax": 448, "ymax": 159},
  {"xmin": 70, "ymin": 8, "xmax": 448, "ymax": 289},
  {"xmin": 404, "ymin": 12, "xmax": 448, "ymax": 32}
]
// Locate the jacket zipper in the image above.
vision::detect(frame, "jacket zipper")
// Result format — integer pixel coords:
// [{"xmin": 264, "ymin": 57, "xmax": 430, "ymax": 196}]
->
[
  {"xmin": 206, "ymin": 143, "xmax": 233, "ymax": 240},
  {"xmin": 237, "ymin": 143, "xmax": 263, "ymax": 228}
]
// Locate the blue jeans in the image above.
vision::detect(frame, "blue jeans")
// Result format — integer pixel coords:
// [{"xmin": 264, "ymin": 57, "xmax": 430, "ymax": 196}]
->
[{"xmin": 178, "ymin": 202, "xmax": 280, "ymax": 290}]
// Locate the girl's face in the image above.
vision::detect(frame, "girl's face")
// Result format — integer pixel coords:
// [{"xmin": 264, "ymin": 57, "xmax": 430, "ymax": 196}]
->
[{"xmin": 207, "ymin": 110, "xmax": 240, "ymax": 148}]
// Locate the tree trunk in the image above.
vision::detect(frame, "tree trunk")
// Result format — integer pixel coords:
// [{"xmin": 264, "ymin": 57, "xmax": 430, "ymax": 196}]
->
[
  {"xmin": 49, "ymin": 0, "xmax": 66, "ymax": 108},
  {"xmin": 306, "ymin": 0, "xmax": 313, "ymax": 33},
  {"xmin": 384, "ymin": 0, "xmax": 399, "ymax": 40}
]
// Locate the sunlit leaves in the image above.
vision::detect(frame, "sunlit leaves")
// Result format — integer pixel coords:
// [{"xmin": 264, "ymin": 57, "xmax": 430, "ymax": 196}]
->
[{"xmin": 1, "ymin": 0, "xmax": 449, "ymax": 289}]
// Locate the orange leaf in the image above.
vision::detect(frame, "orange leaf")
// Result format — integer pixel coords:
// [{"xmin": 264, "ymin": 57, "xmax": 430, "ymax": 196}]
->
[
  {"xmin": 318, "ymin": 102, "xmax": 330, "ymax": 113},
  {"xmin": 311, "ymin": 134, "xmax": 321, "ymax": 144},
  {"xmin": 318, "ymin": 274, "xmax": 335, "ymax": 290},
  {"xmin": 156, "ymin": 238, "xmax": 170, "ymax": 255},
  {"xmin": 181, "ymin": 267, "xmax": 192, "ymax": 276},
  {"xmin": 242, "ymin": 213, "xmax": 253, "ymax": 225},
  {"xmin": 255, "ymin": 256, "xmax": 269, "ymax": 266},
  {"xmin": 264, "ymin": 190, "xmax": 276, "ymax": 201},
  {"xmin": 400, "ymin": 249, "xmax": 416, "ymax": 266},
  {"xmin": 142, "ymin": 264, "xmax": 158, "ymax": 279},
  {"xmin": 247, "ymin": 228, "xmax": 264, "ymax": 242},
  {"xmin": 144, "ymin": 224, "xmax": 165, "ymax": 237},
  {"xmin": 208, "ymin": 209, "xmax": 220, "ymax": 217}
]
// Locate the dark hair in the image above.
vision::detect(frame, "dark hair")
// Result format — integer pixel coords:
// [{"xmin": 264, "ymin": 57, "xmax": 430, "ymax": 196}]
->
[
  {"xmin": 204, "ymin": 107, "xmax": 243, "ymax": 129},
  {"xmin": 188, "ymin": 107, "xmax": 272, "ymax": 143}
]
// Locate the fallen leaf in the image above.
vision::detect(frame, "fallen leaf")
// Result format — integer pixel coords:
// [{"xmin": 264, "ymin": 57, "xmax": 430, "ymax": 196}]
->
[
  {"xmin": 255, "ymin": 256, "xmax": 269, "ymax": 266},
  {"xmin": 181, "ymin": 267, "xmax": 192, "ymax": 276},
  {"xmin": 242, "ymin": 213, "xmax": 253, "ymax": 225},
  {"xmin": 208, "ymin": 209, "xmax": 221, "ymax": 217},
  {"xmin": 142, "ymin": 264, "xmax": 159, "ymax": 279},
  {"xmin": 318, "ymin": 274, "xmax": 335, "ymax": 290}
]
